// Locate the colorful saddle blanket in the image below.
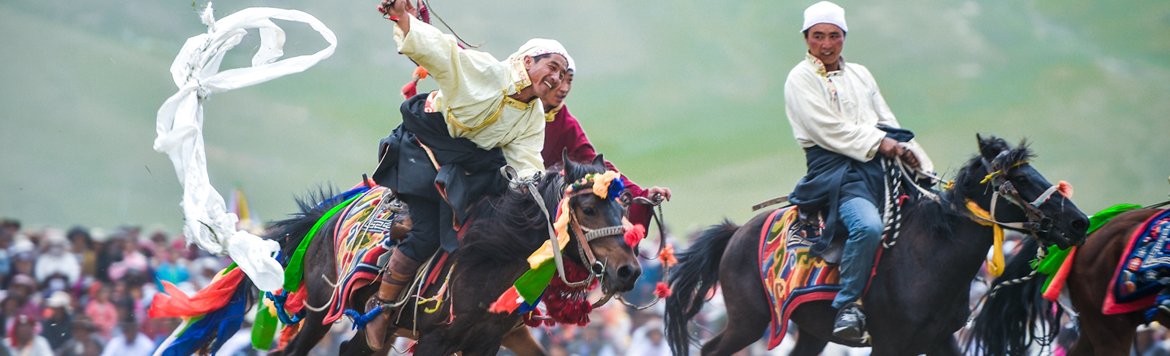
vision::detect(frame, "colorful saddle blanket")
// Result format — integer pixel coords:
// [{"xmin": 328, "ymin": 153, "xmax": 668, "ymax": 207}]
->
[
  {"xmin": 1104, "ymin": 209, "xmax": 1170, "ymax": 317},
  {"xmin": 759, "ymin": 207, "xmax": 842, "ymax": 349},
  {"xmin": 323, "ymin": 186, "xmax": 405, "ymax": 324}
]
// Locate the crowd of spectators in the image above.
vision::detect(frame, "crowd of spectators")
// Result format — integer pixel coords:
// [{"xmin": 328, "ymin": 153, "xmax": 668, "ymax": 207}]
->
[
  {"xmin": 0, "ymin": 218, "xmax": 227, "ymax": 356},
  {"xmin": 6, "ymin": 216, "xmax": 1169, "ymax": 356}
]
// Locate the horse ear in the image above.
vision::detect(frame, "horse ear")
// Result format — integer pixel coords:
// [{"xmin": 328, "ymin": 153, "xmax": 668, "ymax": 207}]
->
[
  {"xmin": 977, "ymin": 133, "xmax": 1006, "ymax": 159},
  {"xmin": 592, "ymin": 154, "xmax": 605, "ymax": 168},
  {"xmin": 562, "ymin": 148, "xmax": 574, "ymax": 170}
]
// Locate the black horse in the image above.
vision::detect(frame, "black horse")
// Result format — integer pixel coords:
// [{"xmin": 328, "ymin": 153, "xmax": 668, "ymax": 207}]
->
[
  {"xmin": 665, "ymin": 135, "xmax": 1089, "ymax": 355},
  {"xmin": 263, "ymin": 154, "xmax": 642, "ymax": 355}
]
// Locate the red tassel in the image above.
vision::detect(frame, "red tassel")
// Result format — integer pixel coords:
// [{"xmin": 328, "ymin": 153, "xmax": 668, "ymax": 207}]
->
[
  {"xmin": 489, "ymin": 287, "xmax": 522, "ymax": 314},
  {"xmin": 624, "ymin": 224, "xmax": 646, "ymax": 248},
  {"xmin": 654, "ymin": 282, "xmax": 673, "ymax": 298}
]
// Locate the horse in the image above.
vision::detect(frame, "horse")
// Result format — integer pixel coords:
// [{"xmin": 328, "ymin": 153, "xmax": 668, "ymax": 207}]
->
[
  {"xmin": 664, "ymin": 135, "xmax": 1090, "ymax": 356},
  {"xmin": 256, "ymin": 153, "xmax": 642, "ymax": 355},
  {"xmin": 967, "ymin": 207, "xmax": 1170, "ymax": 356}
]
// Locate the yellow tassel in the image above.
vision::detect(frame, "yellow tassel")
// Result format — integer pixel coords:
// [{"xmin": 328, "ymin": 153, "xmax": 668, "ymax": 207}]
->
[
  {"xmin": 966, "ymin": 200, "xmax": 1005, "ymax": 277},
  {"xmin": 591, "ymin": 171, "xmax": 621, "ymax": 199}
]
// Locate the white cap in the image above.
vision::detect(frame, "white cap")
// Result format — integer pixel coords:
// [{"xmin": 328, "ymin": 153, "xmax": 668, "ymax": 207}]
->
[
  {"xmin": 507, "ymin": 38, "xmax": 575, "ymax": 73},
  {"xmin": 802, "ymin": 1, "xmax": 848, "ymax": 33}
]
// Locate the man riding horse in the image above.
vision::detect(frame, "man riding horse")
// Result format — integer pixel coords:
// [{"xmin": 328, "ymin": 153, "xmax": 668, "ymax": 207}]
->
[
  {"xmin": 368, "ymin": 0, "xmax": 571, "ymax": 350},
  {"xmin": 784, "ymin": 1, "xmax": 935, "ymax": 342}
]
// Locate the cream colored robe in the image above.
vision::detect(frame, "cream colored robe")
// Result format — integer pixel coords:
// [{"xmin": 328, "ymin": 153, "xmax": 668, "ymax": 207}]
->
[{"xmin": 394, "ymin": 16, "xmax": 546, "ymax": 176}]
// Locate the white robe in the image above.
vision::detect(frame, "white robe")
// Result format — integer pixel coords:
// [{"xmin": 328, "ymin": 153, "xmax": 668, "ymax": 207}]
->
[{"xmin": 784, "ymin": 53, "xmax": 934, "ymax": 172}]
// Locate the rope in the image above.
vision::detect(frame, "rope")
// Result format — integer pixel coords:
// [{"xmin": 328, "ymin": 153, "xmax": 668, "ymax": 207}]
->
[{"xmin": 345, "ymin": 305, "xmax": 383, "ymax": 330}]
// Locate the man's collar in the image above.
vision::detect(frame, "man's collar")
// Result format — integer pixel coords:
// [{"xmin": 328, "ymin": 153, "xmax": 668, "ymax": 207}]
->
[
  {"xmin": 544, "ymin": 104, "xmax": 563, "ymax": 122},
  {"xmin": 805, "ymin": 52, "xmax": 845, "ymax": 77}
]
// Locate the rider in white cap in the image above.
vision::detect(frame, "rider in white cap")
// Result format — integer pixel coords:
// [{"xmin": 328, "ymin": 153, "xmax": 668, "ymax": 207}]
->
[
  {"xmin": 367, "ymin": 0, "xmax": 571, "ymax": 350},
  {"xmin": 785, "ymin": 0, "xmax": 935, "ymax": 342}
]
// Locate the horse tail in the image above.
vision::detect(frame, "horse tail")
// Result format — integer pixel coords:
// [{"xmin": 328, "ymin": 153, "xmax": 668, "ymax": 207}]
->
[
  {"xmin": 665, "ymin": 220, "xmax": 740, "ymax": 355},
  {"xmin": 965, "ymin": 237, "xmax": 1062, "ymax": 356}
]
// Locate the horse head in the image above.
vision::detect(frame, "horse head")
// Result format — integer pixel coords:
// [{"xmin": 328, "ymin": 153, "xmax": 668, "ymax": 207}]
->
[
  {"xmin": 955, "ymin": 134, "xmax": 1088, "ymax": 248},
  {"xmin": 553, "ymin": 151, "xmax": 642, "ymax": 295}
]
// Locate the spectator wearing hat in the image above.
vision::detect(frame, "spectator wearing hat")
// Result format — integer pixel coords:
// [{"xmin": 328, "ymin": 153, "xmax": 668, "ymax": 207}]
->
[
  {"xmin": 41, "ymin": 291, "xmax": 73, "ymax": 350},
  {"xmin": 98, "ymin": 318, "xmax": 152, "ymax": 356},
  {"xmin": 4, "ymin": 314, "xmax": 52, "ymax": 356},
  {"xmin": 36, "ymin": 235, "xmax": 80, "ymax": 290},
  {"xmin": 53, "ymin": 317, "xmax": 103, "ymax": 356}
]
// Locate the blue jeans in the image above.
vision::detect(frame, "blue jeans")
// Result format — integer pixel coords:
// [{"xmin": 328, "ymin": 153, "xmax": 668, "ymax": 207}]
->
[{"xmin": 832, "ymin": 197, "xmax": 883, "ymax": 309}]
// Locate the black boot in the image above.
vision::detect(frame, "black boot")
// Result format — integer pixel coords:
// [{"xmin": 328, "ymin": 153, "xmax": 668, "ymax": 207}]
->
[{"xmin": 832, "ymin": 303, "xmax": 866, "ymax": 342}]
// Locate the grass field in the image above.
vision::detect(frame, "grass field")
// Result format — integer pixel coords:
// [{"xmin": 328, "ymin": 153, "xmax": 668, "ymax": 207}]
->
[{"xmin": 2, "ymin": 0, "xmax": 1167, "ymax": 240}]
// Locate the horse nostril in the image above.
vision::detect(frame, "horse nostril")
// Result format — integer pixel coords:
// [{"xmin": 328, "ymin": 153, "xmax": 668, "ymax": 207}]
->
[
  {"xmin": 1070, "ymin": 217, "xmax": 1088, "ymax": 233},
  {"xmin": 617, "ymin": 264, "xmax": 641, "ymax": 284}
]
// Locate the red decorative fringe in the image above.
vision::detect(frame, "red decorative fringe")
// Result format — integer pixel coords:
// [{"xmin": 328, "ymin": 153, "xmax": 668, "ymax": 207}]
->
[{"xmin": 149, "ymin": 268, "xmax": 245, "ymax": 318}]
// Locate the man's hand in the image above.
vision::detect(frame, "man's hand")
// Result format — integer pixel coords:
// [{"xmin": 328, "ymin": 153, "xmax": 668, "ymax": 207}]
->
[
  {"xmin": 878, "ymin": 137, "xmax": 922, "ymax": 169},
  {"xmin": 646, "ymin": 186, "xmax": 672, "ymax": 203},
  {"xmin": 379, "ymin": 0, "xmax": 416, "ymax": 32}
]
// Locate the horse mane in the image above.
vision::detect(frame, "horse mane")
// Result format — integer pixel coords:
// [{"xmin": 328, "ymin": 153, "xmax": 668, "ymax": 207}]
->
[
  {"xmin": 905, "ymin": 136, "xmax": 1036, "ymax": 239},
  {"xmin": 265, "ymin": 186, "xmax": 348, "ymax": 264},
  {"xmin": 457, "ymin": 160, "xmax": 608, "ymax": 267},
  {"xmin": 963, "ymin": 237, "xmax": 1062, "ymax": 355}
]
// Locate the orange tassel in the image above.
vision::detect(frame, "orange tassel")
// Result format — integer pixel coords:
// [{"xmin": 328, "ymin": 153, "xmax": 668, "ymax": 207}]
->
[{"xmin": 659, "ymin": 244, "xmax": 678, "ymax": 268}]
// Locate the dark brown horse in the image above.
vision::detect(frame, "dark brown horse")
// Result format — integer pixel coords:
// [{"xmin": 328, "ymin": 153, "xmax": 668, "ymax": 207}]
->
[
  {"xmin": 264, "ymin": 154, "xmax": 642, "ymax": 355},
  {"xmin": 665, "ymin": 135, "xmax": 1089, "ymax": 355},
  {"xmin": 968, "ymin": 207, "xmax": 1169, "ymax": 356}
]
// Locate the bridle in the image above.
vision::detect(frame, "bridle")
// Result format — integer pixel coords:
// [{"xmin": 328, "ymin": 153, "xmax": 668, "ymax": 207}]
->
[
  {"xmin": 512, "ymin": 168, "xmax": 628, "ymax": 289},
  {"xmin": 975, "ymin": 152, "xmax": 1062, "ymax": 239}
]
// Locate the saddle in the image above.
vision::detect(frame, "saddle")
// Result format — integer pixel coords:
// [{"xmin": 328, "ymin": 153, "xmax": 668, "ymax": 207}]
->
[{"xmin": 796, "ymin": 207, "xmax": 846, "ymax": 264}]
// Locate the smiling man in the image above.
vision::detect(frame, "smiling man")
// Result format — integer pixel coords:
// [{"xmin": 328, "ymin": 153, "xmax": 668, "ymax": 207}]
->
[
  {"xmin": 367, "ymin": 0, "xmax": 571, "ymax": 350},
  {"xmin": 784, "ymin": 1, "xmax": 934, "ymax": 342}
]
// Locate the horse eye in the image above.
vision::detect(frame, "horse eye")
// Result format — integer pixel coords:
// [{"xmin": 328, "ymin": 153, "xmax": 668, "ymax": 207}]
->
[{"xmin": 582, "ymin": 206, "xmax": 596, "ymax": 216}]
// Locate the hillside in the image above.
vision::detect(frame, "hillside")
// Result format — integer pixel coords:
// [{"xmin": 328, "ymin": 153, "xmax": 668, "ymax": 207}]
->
[{"xmin": 1, "ymin": 0, "xmax": 1167, "ymax": 238}]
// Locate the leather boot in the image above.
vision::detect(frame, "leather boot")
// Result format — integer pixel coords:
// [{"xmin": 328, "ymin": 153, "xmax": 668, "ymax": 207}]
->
[{"xmin": 365, "ymin": 250, "xmax": 421, "ymax": 350}]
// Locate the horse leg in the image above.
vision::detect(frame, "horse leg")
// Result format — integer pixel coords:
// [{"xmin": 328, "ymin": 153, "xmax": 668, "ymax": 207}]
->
[
  {"xmin": 501, "ymin": 325, "xmax": 545, "ymax": 356},
  {"xmin": 789, "ymin": 327, "xmax": 828, "ymax": 356},
  {"xmin": 701, "ymin": 231, "xmax": 770, "ymax": 356},
  {"xmin": 1070, "ymin": 312, "xmax": 1134, "ymax": 356}
]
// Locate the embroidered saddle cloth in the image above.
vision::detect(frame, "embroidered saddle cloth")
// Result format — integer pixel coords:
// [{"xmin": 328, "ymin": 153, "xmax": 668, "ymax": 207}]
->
[
  {"xmin": 1104, "ymin": 209, "xmax": 1170, "ymax": 317},
  {"xmin": 758, "ymin": 207, "xmax": 843, "ymax": 349},
  {"xmin": 323, "ymin": 186, "xmax": 408, "ymax": 324}
]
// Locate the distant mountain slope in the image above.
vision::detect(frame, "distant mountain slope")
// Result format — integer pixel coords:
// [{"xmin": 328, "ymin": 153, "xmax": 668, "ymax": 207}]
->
[{"xmin": 1, "ymin": 0, "xmax": 1167, "ymax": 235}]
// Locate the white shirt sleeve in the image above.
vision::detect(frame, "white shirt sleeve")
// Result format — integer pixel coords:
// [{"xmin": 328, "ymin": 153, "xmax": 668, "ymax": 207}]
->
[{"xmin": 785, "ymin": 68, "xmax": 886, "ymax": 162}]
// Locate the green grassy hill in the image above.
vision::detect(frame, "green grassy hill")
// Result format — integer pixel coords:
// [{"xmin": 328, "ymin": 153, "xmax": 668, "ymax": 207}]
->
[{"xmin": 2, "ymin": 0, "xmax": 1167, "ymax": 239}]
